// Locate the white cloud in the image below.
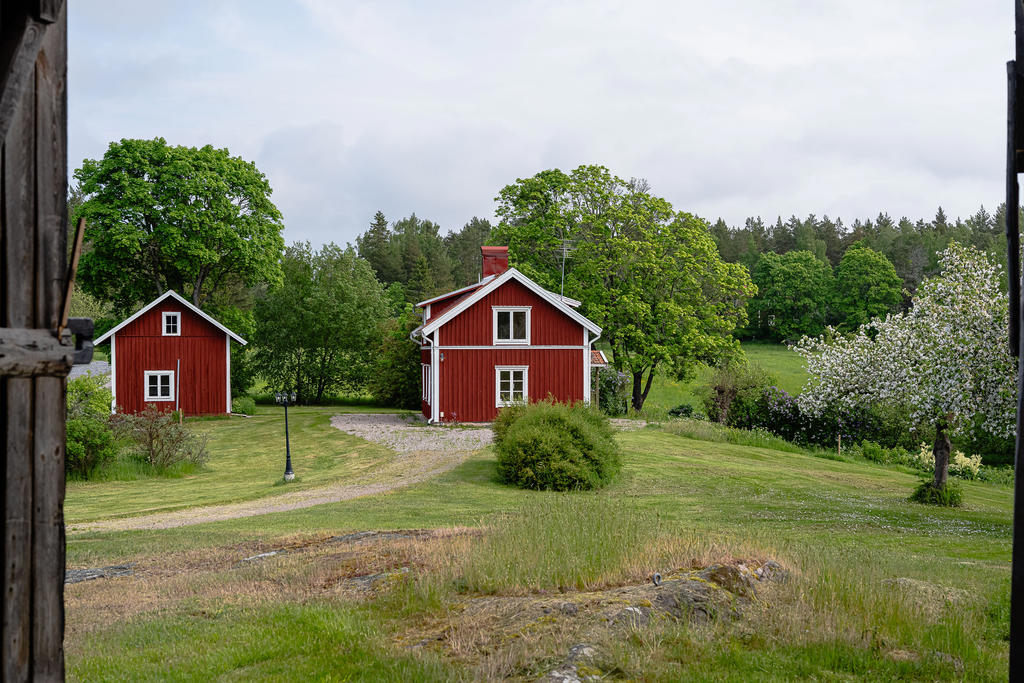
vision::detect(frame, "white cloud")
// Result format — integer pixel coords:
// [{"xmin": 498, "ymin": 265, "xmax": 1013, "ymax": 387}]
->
[{"xmin": 69, "ymin": 0, "xmax": 1012, "ymax": 246}]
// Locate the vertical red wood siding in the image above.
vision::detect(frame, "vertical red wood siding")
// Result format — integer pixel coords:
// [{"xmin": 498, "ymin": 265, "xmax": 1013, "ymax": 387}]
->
[
  {"xmin": 441, "ymin": 280, "xmax": 580, "ymax": 346},
  {"xmin": 434, "ymin": 279, "xmax": 587, "ymax": 422},
  {"xmin": 114, "ymin": 302, "xmax": 228, "ymax": 416}
]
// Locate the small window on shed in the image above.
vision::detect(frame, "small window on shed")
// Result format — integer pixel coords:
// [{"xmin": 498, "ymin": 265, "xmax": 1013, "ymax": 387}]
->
[
  {"xmin": 163, "ymin": 312, "xmax": 180, "ymax": 336},
  {"xmin": 144, "ymin": 371, "xmax": 175, "ymax": 401}
]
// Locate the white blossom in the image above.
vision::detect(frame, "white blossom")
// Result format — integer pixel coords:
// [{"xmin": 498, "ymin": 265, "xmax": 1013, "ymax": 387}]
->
[{"xmin": 793, "ymin": 243, "xmax": 1016, "ymax": 441}]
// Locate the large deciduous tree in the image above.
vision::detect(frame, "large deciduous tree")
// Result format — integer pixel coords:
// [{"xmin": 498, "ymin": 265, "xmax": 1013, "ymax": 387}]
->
[
  {"xmin": 492, "ymin": 165, "xmax": 754, "ymax": 411},
  {"xmin": 794, "ymin": 243, "xmax": 1016, "ymax": 493},
  {"xmin": 253, "ymin": 243, "xmax": 386, "ymax": 404},
  {"xmin": 75, "ymin": 138, "xmax": 285, "ymax": 315},
  {"xmin": 748, "ymin": 250, "xmax": 833, "ymax": 341},
  {"xmin": 831, "ymin": 241, "xmax": 903, "ymax": 330}
]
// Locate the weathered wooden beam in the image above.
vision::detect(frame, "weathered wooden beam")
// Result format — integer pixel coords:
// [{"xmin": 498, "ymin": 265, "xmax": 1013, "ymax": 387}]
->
[
  {"xmin": 0, "ymin": 328, "xmax": 72, "ymax": 377},
  {"xmin": 0, "ymin": 12, "xmax": 46, "ymax": 146},
  {"xmin": 33, "ymin": 0, "xmax": 64, "ymax": 24}
]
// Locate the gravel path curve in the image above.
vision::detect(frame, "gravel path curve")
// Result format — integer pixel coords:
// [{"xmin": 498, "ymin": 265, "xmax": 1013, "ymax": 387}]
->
[{"xmin": 67, "ymin": 414, "xmax": 492, "ymax": 534}]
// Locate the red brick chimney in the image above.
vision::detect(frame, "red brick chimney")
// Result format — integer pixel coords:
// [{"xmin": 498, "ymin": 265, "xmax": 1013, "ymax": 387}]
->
[{"xmin": 481, "ymin": 246, "xmax": 509, "ymax": 278}]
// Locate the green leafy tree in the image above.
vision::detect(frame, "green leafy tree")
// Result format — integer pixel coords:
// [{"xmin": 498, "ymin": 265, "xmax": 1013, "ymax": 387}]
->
[
  {"xmin": 748, "ymin": 250, "xmax": 833, "ymax": 341},
  {"xmin": 492, "ymin": 165, "xmax": 754, "ymax": 411},
  {"xmin": 74, "ymin": 138, "xmax": 285, "ymax": 315},
  {"xmin": 253, "ymin": 243, "xmax": 386, "ymax": 403},
  {"xmin": 832, "ymin": 241, "xmax": 903, "ymax": 330},
  {"xmin": 369, "ymin": 310, "xmax": 422, "ymax": 409}
]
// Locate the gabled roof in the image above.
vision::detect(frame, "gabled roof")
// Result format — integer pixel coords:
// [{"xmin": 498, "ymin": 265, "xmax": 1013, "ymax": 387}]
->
[
  {"xmin": 94, "ymin": 290, "xmax": 248, "ymax": 345},
  {"xmin": 590, "ymin": 350, "xmax": 609, "ymax": 367},
  {"xmin": 416, "ymin": 275, "xmax": 495, "ymax": 308},
  {"xmin": 419, "ymin": 268, "xmax": 601, "ymax": 337}
]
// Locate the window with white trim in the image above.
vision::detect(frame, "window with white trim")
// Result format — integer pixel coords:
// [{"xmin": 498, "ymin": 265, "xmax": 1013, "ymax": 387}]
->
[
  {"xmin": 493, "ymin": 306, "xmax": 530, "ymax": 344},
  {"xmin": 422, "ymin": 364, "xmax": 431, "ymax": 403},
  {"xmin": 144, "ymin": 371, "xmax": 175, "ymax": 401},
  {"xmin": 495, "ymin": 366, "xmax": 528, "ymax": 407},
  {"xmin": 163, "ymin": 311, "xmax": 180, "ymax": 336}
]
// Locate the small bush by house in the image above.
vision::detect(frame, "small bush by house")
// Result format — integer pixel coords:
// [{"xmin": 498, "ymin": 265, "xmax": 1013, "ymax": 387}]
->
[
  {"xmin": 493, "ymin": 400, "xmax": 621, "ymax": 491},
  {"xmin": 596, "ymin": 368, "xmax": 630, "ymax": 416},
  {"xmin": 113, "ymin": 406, "xmax": 209, "ymax": 472},
  {"xmin": 231, "ymin": 396, "xmax": 256, "ymax": 415},
  {"xmin": 66, "ymin": 374, "xmax": 119, "ymax": 479}
]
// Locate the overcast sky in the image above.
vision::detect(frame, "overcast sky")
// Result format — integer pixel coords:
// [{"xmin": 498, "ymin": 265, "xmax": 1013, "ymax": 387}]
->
[{"xmin": 70, "ymin": 1, "xmax": 1010, "ymax": 247}]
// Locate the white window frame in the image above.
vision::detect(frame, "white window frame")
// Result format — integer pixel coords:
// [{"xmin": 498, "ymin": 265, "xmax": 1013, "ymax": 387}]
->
[
  {"xmin": 492, "ymin": 306, "xmax": 531, "ymax": 345},
  {"xmin": 495, "ymin": 365, "xmax": 528, "ymax": 407},
  {"xmin": 144, "ymin": 370, "xmax": 175, "ymax": 402},
  {"xmin": 422, "ymin": 363, "xmax": 431, "ymax": 403},
  {"xmin": 162, "ymin": 311, "xmax": 181, "ymax": 336}
]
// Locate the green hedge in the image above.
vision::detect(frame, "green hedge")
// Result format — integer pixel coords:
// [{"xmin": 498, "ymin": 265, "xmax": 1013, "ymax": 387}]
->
[{"xmin": 493, "ymin": 400, "xmax": 621, "ymax": 491}]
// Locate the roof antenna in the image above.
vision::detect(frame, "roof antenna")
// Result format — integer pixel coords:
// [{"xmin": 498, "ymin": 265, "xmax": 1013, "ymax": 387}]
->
[{"xmin": 558, "ymin": 239, "xmax": 576, "ymax": 297}]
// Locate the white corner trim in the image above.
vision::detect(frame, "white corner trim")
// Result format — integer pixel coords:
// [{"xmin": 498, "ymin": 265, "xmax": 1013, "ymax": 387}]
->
[
  {"xmin": 495, "ymin": 365, "xmax": 529, "ymax": 407},
  {"xmin": 226, "ymin": 336, "xmax": 232, "ymax": 413},
  {"xmin": 583, "ymin": 327, "xmax": 590, "ymax": 404},
  {"xmin": 95, "ymin": 290, "xmax": 247, "ymax": 345},
  {"xmin": 109, "ymin": 334, "xmax": 117, "ymax": 413},
  {"xmin": 492, "ymin": 306, "xmax": 531, "ymax": 344},
  {"xmin": 430, "ymin": 329, "xmax": 440, "ymax": 423},
  {"xmin": 420, "ymin": 268, "xmax": 600, "ymax": 337}
]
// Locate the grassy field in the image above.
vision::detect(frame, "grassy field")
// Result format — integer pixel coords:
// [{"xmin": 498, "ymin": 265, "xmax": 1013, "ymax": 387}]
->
[
  {"xmin": 642, "ymin": 341, "xmax": 808, "ymax": 415},
  {"xmin": 65, "ymin": 406, "xmax": 409, "ymax": 524},
  {"xmin": 65, "ymin": 419, "xmax": 1012, "ymax": 680}
]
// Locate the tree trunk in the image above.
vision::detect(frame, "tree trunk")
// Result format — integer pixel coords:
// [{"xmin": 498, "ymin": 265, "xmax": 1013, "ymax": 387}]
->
[
  {"xmin": 630, "ymin": 365, "xmax": 658, "ymax": 412},
  {"xmin": 932, "ymin": 418, "xmax": 951, "ymax": 488}
]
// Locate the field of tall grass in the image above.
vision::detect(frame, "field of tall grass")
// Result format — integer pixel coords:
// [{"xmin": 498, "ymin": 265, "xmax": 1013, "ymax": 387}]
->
[{"xmin": 65, "ymin": 418, "xmax": 1012, "ymax": 680}]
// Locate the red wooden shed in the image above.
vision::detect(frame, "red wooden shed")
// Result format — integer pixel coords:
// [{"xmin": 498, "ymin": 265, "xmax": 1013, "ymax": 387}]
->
[
  {"xmin": 412, "ymin": 247, "xmax": 602, "ymax": 422},
  {"xmin": 94, "ymin": 290, "xmax": 246, "ymax": 416}
]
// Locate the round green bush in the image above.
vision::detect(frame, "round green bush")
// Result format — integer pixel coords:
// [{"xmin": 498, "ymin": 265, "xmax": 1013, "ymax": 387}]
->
[
  {"xmin": 909, "ymin": 479, "xmax": 963, "ymax": 507},
  {"xmin": 494, "ymin": 401, "xmax": 621, "ymax": 491},
  {"xmin": 66, "ymin": 416, "xmax": 119, "ymax": 479}
]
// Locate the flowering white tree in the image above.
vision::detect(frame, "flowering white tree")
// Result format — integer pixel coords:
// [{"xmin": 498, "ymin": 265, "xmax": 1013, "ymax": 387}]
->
[{"xmin": 794, "ymin": 243, "xmax": 1016, "ymax": 490}]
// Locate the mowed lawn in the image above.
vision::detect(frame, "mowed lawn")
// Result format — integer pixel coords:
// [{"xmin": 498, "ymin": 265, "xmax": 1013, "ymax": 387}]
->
[
  {"xmin": 643, "ymin": 340, "xmax": 808, "ymax": 415},
  {"xmin": 66, "ymin": 423, "xmax": 1013, "ymax": 680},
  {"xmin": 64, "ymin": 406, "xmax": 407, "ymax": 523}
]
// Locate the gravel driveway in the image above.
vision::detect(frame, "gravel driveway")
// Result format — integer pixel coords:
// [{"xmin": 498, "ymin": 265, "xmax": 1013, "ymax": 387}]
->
[{"xmin": 329, "ymin": 413, "xmax": 493, "ymax": 452}]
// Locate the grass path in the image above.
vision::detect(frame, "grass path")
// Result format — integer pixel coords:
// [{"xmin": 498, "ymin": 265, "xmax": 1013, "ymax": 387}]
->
[
  {"xmin": 66, "ymin": 447, "xmax": 471, "ymax": 533},
  {"xmin": 67, "ymin": 413, "xmax": 489, "ymax": 533},
  {"xmin": 65, "ymin": 407, "xmax": 413, "ymax": 524}
]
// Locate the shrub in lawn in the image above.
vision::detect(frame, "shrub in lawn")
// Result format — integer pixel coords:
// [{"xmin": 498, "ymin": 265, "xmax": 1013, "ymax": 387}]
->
[
  {"xmin": 67, "ymin": 372, "xmax": 112, "ymax": 419},
  {"xmin": 494, "ymin": 400, "xmax": 620, "ymax": 491},
  {"xmin": 66, "ymin": 374, "xmax": 120, "ymax": 479},
  {"xmin": 910, "ymin": 479, "xmax": 964, "ymax": 507},
  {"xmin": 596, "ymin": 368, "xmax": 630, "ymax": 416},
  {"xmin": 115, "ymin": 405, "xmax": 209, "ymax": 472},
  {"xmin": 231, "ymin": 396, "xmax": 256, "ymax": 415},
  {"xmin": 668, "ymin": 403, "xmax": 696, "ymax": 418},
  {"xmin": 700, "ymin": 361, "xmax": 775, "ymax": 424},
  {"xmin": 492, "ymin": 401, "xmax": 527, "ymax": 443},
  {"xmin": 66, "ymin": 417, "xmax": 119, "ymax": 479}
]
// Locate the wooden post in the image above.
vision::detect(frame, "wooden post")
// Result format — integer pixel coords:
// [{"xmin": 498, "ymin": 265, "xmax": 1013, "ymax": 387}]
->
[{"xmin": 1, "ymin": 2, "xmax": 68, "ymax": 679}]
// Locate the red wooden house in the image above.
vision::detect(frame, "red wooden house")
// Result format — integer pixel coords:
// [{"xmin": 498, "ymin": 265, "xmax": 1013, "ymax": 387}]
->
[
  {"xmin": 412, "ymin": 246, "xmax": 602, "ymax": 422},
  {"xmin": 94, "ymin": 290, "xmax": 246, "ymax": 416}
]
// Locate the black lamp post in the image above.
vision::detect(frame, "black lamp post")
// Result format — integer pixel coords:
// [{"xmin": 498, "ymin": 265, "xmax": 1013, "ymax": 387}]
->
[{"xmin": 274, "ymin": 391, "xmax": 297, "ymax": 481}]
